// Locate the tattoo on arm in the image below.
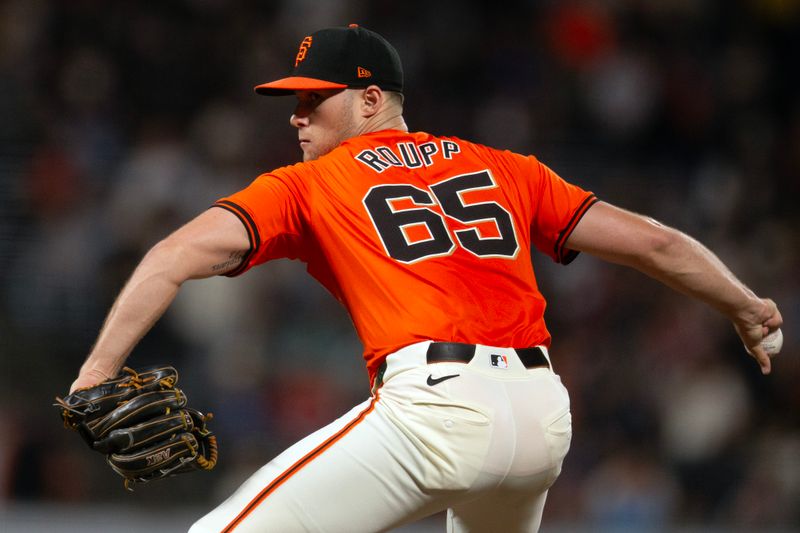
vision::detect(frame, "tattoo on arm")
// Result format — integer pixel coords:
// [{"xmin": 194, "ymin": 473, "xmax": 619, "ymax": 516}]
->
[{"xmin": 211, "ymin": 251, "xmax": 246, "ymax": 273}]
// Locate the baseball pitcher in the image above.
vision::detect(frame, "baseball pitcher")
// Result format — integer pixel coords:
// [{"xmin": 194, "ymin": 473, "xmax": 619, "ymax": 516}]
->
[{"xmin": 66, "ymin": 25, "xmax": 783, "ymax": 532}]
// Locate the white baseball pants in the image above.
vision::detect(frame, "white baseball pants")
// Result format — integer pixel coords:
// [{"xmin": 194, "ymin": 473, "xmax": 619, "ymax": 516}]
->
[{"xmin": 189, "ymin": 341, "xmax": 572, "ymax": 532}]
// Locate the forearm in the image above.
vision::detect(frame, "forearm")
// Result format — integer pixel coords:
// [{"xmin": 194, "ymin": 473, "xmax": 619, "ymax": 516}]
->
[
  {"xmin": 626, "ymin": 228, "xmax": 762, "ymax": 322},
  {"xmin": 567, "ymin": 202, "xmax": 782, "ymax": 373},
  {"xmin": 79, "ymin": 242, "xmax": 186, "ymax": 380},
  {"xmin": 71, "ymin": 207, "xmax": 252, "ymax": 391},
  {"xmin": 568, "ymin": 203, "xmax": 763, "ymax": 321}
]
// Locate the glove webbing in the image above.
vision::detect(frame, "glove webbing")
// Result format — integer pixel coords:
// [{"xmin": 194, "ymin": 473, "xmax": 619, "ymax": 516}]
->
[{"xmin": 118, "ymin": 366, "xmax": 177, "ymax": 390}]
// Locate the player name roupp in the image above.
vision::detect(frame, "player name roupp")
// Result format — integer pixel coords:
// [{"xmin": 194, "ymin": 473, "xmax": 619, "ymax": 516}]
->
[{"xmin": 355, "ymin": 139, "xmax": 461, "ymax": 172}]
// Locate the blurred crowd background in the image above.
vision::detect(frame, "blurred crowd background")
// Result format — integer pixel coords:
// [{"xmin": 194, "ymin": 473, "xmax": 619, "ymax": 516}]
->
[{"xmin": 1, "ymin": 0, "xmax": 798, "ymax": 530}]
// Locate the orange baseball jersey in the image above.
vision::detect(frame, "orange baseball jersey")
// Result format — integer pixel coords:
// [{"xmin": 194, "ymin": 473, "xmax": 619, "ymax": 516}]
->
[{"xmin": 214, "ymin": 130, "xmax": 597, "ymax": 384}]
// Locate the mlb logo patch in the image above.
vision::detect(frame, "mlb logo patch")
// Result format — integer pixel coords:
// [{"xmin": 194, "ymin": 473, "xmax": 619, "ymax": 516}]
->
[{"xmin": 490, "ymin": 354, "xmax": 509, "ymax": 369}]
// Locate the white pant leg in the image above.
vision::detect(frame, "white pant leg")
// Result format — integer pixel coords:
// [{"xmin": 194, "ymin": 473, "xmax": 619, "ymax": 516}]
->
[
  {"xmin": 443, "ymin": 373, "xmax": 572, "ymax": 532},
  {"xmin": 447, "ymin": 489, "xmax": 550, "ymax": 532},
  {"xmin": 376, "ymin": 343, "xmax": 573, "ymax": 532},
  {"xmin": 416, "ymin": 347, "xmax": 572, "ymax": 533},
  {"xmin": 190, "ymin": 342, "xmax": 571, "ymax": 533},
  {"xmin": 188, "ymin": 391, "xmax": 456, "ymax": 533}
]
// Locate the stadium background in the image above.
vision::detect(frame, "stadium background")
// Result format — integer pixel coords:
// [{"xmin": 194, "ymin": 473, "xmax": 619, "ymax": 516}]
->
[{"xmin": 0, "ymin": 1, "xmax": 798, "ymax": 531}]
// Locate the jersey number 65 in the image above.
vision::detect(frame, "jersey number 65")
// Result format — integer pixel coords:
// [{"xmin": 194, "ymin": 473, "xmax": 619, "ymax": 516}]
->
[{"xmin": 363, "ymin": 170, "xmax": 520, "ymax": 263}]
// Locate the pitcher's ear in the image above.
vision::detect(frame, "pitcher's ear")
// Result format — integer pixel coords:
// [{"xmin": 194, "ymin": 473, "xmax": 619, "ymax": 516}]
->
[{"xmin": 360, "ymin": 85, "xmax": 384, "ymax": 117}]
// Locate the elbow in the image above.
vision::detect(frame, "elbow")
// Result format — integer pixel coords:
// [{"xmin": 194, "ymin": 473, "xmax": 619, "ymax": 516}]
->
[
  {"xmin": 141, "ymin": 237, "xmax": 192, "ymax": 285},
  {"xmin": 639, "ymin": 223, "xmax": 691, "ymax": 270},
  {"xmin": 648, "ymin": 222, "xmax": 681, "ymax": 253},
  {"xmin": 145, "ymin": 237, "xmax": 181, "ymax": 264}
]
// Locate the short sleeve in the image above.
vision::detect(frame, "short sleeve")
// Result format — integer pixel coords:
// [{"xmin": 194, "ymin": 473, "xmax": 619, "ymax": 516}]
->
[
  {"xmin": 528, "ymin": 159, "xmax": 597, "ymax": 264},
  {"xmin": 212, "ymin": 166, "xmax": 310, "ymax": 276}
]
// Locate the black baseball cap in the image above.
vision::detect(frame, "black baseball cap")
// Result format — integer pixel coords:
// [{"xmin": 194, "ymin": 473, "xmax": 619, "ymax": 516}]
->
[{"xmin": 255, "ymin": 24, "xmax": 403, "ymax": 96}]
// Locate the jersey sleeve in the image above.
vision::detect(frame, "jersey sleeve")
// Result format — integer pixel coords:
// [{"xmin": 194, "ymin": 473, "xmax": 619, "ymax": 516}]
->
[
  {"xmin": 212, "ymin": 166, "xmax": 310, "ymax": 276},
  {"xmin": 526, "ymin": 158, "xmax": 598, "ymax": 265}
]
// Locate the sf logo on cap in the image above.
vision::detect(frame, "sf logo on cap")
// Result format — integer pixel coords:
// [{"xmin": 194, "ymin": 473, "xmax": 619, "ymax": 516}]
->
[{"xmin": 295, "ymin": 36, "xmax": 313, "ymax": 66}]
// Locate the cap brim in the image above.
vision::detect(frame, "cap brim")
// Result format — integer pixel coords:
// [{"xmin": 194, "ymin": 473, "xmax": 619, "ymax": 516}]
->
[{"xmin": 254, "ymin": 76, "xmax": 348, "ymax": 96}]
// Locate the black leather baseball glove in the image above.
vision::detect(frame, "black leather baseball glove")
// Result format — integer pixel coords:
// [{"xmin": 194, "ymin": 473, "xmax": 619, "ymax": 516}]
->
[{"xmin": 55, "ymin": 365, "xmax": 218, "ymax": 489}]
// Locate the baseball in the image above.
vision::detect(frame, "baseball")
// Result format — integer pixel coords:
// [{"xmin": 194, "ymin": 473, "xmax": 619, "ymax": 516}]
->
[{"xmin": 761, "ymin": 329, "xmax": 783, "ymax": 355}]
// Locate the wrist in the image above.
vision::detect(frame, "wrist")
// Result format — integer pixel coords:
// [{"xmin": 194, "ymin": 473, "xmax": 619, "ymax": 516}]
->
[
  {"xmin": 79, "ymin": 360, "xmax": 118, "ymax": 381},
  {"xmin": 729, "ymin": 295, "xmax": 769, "ymax": 327}
]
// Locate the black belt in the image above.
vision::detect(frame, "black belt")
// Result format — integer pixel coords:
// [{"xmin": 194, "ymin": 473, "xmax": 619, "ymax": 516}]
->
[{"xmin": 426, "ymin": 342, "xmax": 549, "ymax": 369}]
